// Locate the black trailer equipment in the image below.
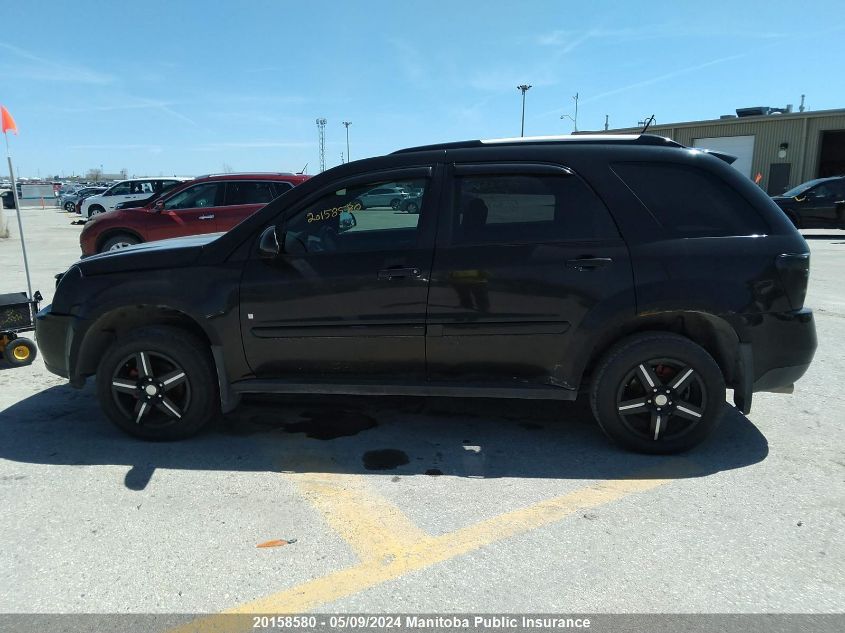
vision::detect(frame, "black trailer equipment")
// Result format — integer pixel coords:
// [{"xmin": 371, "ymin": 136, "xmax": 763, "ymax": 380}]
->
[{"xmin": 0, "ymin": 291, "xmax": 41, "ymax": 367}]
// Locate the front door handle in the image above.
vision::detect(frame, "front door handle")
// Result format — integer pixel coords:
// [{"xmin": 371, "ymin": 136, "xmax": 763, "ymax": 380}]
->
[
  {"xmin": 378, "ymin": 267, "xmax": 421, "ymax": 280},
  {"xmin": 566, "ymin": 257, "xmax": 613, "ymax": 271},
  {"xmin": 198, "ymin": 214, "xmax": 215, "ymax": 220}
]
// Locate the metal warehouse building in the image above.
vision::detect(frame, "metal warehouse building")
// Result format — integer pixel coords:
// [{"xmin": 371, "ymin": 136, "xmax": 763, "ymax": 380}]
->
[{"xmin": 597, "ymin": 107, "xmax": 845, "ymax": 195}]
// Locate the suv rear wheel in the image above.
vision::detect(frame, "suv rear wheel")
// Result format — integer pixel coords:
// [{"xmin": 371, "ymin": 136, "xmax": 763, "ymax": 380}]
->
[
  {"xmin": 590, "ymin": 332, "xmax": 726, "ymax": 454},
  {"xmin": 88, "ymin": 205, "xmax": 105, "ymax": 217},
  {"xmin": 96, "ymin": 326, "xmax": 219, "ymax": 440}
]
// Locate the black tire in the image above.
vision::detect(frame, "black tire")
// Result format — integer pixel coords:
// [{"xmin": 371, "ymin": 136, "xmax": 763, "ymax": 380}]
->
[
  {"xmin": 390, "ymin": 198, "xmax": 401, "ymax": 210},
  {"xmin": 590, "ymin": 332, "xmax": 726, "ymax": 454},
  {"xmin": 405, "ymin": 200, "xmax": 419, "ymax": 214},
  {"xmin": 4, "ymin": 337, "xmax": 37, "ymax": 367},
  {"xmin": 88, "ymin": 205, "xmax": 105, "ymax": 217},
  {"xmin": 64, "ymin": 201, "xmax": 76, "ymax": 212},
  {"xmin": 96, "ymin": 326, "xmax": 219, "ymax": 440},
  {"xmin": 100, "ymin": 233, "xmax": 140, "ymax": 253}
]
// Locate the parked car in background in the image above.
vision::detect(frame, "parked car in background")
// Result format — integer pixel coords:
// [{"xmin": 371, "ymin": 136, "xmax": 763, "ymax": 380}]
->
[
  {"xmin": 61, "ymin": 186, "xmax": 107, "ymax": 212},
  {"xmin": 0, "ymin": 188, "xmax": 14, "ymax": 209},
  {"xmin": 398, "ymin": 191, "xmax": 423, "ymax": 213},
  {"xmin": 79, "ymin": 172, "xmax": 309, "ymax": 255},
  {"xmin": 772, "ymin": 175, "xmax": 845, "ymax": 229},
  {"xmin": 40, "ymin": 135, "xmax": 815, "ymax": 453},
  {"xmin": 112, "ymin": 180, "xmax": 189, "ymax": 212},
  {"xmin": 80, "ymin": 178, "xmax": 185, "ymax": 219},
  {"xmin": 353, "ymin": 185, "xmax": 409, "ymax": 209}
]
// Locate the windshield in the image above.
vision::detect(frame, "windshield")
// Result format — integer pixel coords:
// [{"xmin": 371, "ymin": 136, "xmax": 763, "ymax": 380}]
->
[{"xmin": 780, "ymin": 179, "xmax": 828, "ymax": 198}]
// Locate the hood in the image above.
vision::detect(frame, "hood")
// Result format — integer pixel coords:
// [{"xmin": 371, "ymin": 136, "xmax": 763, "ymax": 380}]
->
[{"xmin": 78, "ymin": 233, "xmax": 223, "ymax": 275}]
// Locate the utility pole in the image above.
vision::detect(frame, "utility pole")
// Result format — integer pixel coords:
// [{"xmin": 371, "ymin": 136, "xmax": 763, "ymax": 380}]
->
[
  {"xmin": 517, "ymin": 84, "xmax": 532, "ymax": 137},
  {"xmin": 342, "ymin": 121, "xmax": 351, "ymax": 162},
  {"xmin": 316, "ymin": 118, "xmax": 327, "ymax": 173},
  {"xmin": 560, "ymin": 92, "xmax": 579, "ymax": 133},
  {"xmin": 799, "ymin": 94, "xmax": 806, "ymax": 113},
  {"xmin": 604, "ymin": 114, "xmax": 609, "ymax": 131}
]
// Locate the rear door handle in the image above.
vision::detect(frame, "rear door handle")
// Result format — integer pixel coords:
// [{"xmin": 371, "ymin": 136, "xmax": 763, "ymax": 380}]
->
[
  {"xmin": 198, "ymin": 214, "xmax": 215, "ymax": 220},
  {"xmin": 566, "ymin": 257, "xmax": 613, "ymax": 271},
  {"xmin": 378, "ymin": 267, "xmax": 421, "ymax": 280}
]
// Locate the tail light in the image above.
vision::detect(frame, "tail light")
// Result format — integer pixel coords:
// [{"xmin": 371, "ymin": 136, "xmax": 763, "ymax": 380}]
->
[{"xmin": 776, "ymin": 253, "xmax": 810, "ymax": 310}]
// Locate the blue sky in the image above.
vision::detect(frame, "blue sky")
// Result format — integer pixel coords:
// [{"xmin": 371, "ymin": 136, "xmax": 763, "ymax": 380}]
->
[{"xmin": 1, "ymin": 0, "xmax": 843, "ymax": 178}]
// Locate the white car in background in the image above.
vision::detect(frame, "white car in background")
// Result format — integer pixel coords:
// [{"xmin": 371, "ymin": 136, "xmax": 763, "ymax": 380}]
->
[{"xmin": 80, "ymin": 177, "xmax": 185, "ymax": 219}]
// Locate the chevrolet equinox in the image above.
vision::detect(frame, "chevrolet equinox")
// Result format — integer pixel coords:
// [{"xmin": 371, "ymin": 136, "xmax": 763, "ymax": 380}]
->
[{"xmin": 36, "ymin": 135, "xmax": 817, "ymax": 453}]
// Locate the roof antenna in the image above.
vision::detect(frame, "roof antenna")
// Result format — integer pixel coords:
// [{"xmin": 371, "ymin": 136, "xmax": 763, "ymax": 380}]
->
[
  {"xmin": 297, "ymin": 163, "xmax": 308, "ymax": 175},
  {"xmin": 640, "ymin": 115, "xmax": 656, "ymax": 134}
]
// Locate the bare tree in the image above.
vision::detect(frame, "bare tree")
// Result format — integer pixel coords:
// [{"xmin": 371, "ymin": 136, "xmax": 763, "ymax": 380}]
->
[
  {"xmin": 222, "ymin": 163, "xmax": 234, "ymax": 174},
  {"xmin": 87, "ymin": 168, "xmax": 103, "ymax": 181}
]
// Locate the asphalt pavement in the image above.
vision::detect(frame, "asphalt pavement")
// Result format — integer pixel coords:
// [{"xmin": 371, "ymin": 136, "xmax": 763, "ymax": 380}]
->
[{"xmin": 0, "ymin": 208, "xmax": 842, "ymax": 620}]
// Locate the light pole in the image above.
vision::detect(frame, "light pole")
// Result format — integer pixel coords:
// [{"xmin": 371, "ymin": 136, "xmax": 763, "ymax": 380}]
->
[
  {"xmin": 342, "ymin": 121, "xmax": 351, "ymax": 162},
  {"xmin": 517, "ymin": 84, "xmax": 532, "ymax": 137},
  {"xmin": 560, "ymin": 92, "xmax": 579, "ymax": 133}
]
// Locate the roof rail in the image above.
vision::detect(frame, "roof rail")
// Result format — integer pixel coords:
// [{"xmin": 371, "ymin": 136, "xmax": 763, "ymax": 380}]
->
[
  {"xmin": 196, "ymin": 171, "xmax": 297, "ymax": 179},
  {"xmin": 392, "ymin": 133, "xmax": 683, "ymax": 154}
]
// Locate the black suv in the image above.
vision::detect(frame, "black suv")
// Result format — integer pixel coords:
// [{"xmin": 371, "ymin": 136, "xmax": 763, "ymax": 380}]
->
[{"xmin": 36, "ymin": 135, "xmax": 817, "ymax": 453}]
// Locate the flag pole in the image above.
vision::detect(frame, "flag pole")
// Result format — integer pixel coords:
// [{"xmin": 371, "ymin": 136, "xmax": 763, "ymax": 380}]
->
[{"xmin": 5, "ymin": 131, "xmax": 34, "ymax": 300}]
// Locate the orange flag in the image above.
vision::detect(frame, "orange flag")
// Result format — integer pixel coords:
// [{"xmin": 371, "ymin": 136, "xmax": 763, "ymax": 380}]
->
[{"xmin": 1, "ymin": 106, "xmax": 18, "ymax": 135}]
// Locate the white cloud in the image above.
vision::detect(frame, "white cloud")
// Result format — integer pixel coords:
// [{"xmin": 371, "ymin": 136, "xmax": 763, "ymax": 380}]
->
[
  {"xmin": 582, "ymin": 53, "xmax": 747, "ymax": 105},
  {"xmin": 191, "ymin": 141, "xmax": 313, "ymax": 151},
  {"xmin": 0, "ymin": 41, "xmax": 114, "ymax": 84}
]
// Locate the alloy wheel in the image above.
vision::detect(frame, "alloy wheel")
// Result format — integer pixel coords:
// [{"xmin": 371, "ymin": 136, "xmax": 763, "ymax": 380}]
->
[
  {"xmin": 110, "ymin": 351, "xmax": 191, "ymax": 428},
  {"xmin": 615, "ymin": 357, "xmax": 706, "ymax": 441}
]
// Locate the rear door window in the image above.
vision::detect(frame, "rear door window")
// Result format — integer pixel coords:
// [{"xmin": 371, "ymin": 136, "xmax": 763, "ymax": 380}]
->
[
  {"xmin": 131, "ymin": 181, "xmax": 154, "ymax": 194},
  {"xmin": 273, "ymin": 181, "xmax": 294, "ymax": 197},
  {"xmin": 157, "ymin": 180, "xmax": 182, "ymax": 193},
  {"xmin": 224, "ymin": 181, "xmax": 277, "ymax": 206},
  {"xmin": 612, "ymin": 162, "xmax": 767, "ymax": 237},
  {"xmin": 451, "ymin": 173, "xmax": 618, "ymax": 245}
]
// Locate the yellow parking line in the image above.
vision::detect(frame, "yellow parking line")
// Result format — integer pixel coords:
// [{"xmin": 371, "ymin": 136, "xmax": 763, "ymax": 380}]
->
[
  {"xmin": 171, "ymin": 463, "xmax": 686, "ymax": 632},
  {"xmin": 294, "ymin": 473, "xmax": 435, "ymax": 562}
]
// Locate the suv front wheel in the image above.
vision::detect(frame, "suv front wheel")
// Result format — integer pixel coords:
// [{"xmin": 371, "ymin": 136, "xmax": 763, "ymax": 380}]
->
[
  {"xmin": 96, "ymin": 326, "xmax": 219, "ymax": 440},
  {"xmin": 590, "ymin": 332, "xmax": 726, "ymax": 454}
]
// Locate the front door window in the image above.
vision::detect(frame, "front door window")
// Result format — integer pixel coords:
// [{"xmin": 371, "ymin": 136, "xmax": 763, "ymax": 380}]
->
[{"xmin": 283, "ymin": 178, "xmax": 425, "ymax": 254}]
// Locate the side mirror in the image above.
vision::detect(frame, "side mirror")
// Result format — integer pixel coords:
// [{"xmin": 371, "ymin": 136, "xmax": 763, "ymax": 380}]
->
[
  {"xmin": 258, "ymin": 225, "xmax": 281, "ymax": 258},
  {"xmin": 154, "ymin": 199, "xmax": 165, "ymax": 212},
  {"xmin": 339, "ymin": 210, "xmax": 357, "ymax": 232}
]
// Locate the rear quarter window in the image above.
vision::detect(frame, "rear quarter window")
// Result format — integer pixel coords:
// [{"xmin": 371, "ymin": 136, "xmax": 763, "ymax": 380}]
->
[{"xmin": 611, "ymin": 162, "xmax": 767, "ymax": 237}]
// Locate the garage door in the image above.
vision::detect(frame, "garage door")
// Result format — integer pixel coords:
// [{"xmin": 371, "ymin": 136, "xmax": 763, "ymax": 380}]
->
[{"xmin": 692, "ymin": 135, "xmax": 755, "ymax": 178}]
